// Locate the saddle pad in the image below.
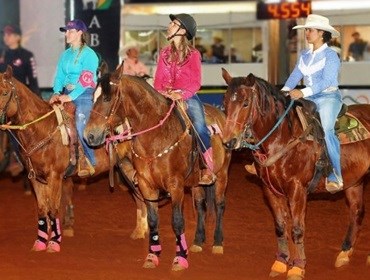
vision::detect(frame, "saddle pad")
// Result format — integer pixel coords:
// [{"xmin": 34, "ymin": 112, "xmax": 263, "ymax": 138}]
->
[
  {"xmin": 296, "ymin": 108, "xmax": 370, "ymax": 145},
  {"xmin": 337, "ymin": 113, "xmax": 370, "ymax": 145}
]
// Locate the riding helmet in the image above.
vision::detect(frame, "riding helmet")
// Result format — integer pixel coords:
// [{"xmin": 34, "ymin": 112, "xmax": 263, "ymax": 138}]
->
[{"xmin": 169, "ymin": 13, "xmax": 197, "ymax": 40}]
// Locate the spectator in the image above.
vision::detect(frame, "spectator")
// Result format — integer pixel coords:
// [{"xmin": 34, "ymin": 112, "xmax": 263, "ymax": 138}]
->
[
  {"xmin": 0, "ymin": 24, "xmax": 40, "ymax": 95},
  {"xmin": 347, "ymin": 32, "xmax": 367, "ymax": 61},
  {"xmin": 0, "ymin": 24, "xmax": 41, "ymax": 177},
  {"xmin": 210, "ymin": 36, "xmax": 225, "ymax": 63},
  {"xmin": 119, "ymin": 42, "xmax": 149, "ymax": 78},
  {"xmin": 194, "ymin": 37, "xmax": 207, "ymax": 62}
]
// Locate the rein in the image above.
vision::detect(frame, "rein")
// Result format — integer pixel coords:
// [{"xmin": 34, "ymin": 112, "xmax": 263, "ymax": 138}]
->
[{"xmin": 243, "ymin": 99, "xmax": 294, "ymax": 150}]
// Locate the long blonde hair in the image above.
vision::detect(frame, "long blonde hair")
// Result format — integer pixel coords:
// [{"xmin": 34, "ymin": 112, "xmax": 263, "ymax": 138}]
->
[{"xmin": 169, "ymin": 36, "xmax": 194, "ymax": 63}]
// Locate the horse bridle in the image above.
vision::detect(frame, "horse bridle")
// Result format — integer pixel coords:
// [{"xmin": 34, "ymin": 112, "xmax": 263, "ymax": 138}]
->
[{"xmin": 0, "ymin": 76, "xmax": 17, "ymax": 122}]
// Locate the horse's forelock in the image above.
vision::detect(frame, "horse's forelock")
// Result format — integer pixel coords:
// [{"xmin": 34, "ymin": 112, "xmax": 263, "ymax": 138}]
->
[{"xmin": 99, "ymin": 73, "xmax": 112, "ymax": 101}]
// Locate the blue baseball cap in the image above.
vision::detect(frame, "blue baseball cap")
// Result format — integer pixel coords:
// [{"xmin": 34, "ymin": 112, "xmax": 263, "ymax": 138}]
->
[{"xmin": 59, "ymin": 19, "xmax": 87, "ymax": 32}]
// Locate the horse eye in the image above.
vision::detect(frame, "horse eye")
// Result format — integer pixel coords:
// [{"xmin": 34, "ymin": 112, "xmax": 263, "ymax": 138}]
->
[{"xmin": 243, "ymin": 100, "xmax": 249, "ymax": 107}]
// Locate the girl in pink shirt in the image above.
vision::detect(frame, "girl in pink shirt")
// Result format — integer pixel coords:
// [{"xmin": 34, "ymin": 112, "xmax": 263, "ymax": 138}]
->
[{"xmin": 153, "ymin": 14, "xmax": 215, "ymax": 185}]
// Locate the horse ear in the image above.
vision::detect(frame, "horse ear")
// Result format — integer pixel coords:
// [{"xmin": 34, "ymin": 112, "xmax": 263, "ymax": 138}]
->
[
  {"xmin": 4, "ymin": 65, "xmax": 13, "ymax": 79},
  {"xmin": 246, "ymin": 73, "xmax": 256, "ymax": 86},
  {"xmin": 222, "ymin": 68, "xmax": 232, "ymax": 85}
]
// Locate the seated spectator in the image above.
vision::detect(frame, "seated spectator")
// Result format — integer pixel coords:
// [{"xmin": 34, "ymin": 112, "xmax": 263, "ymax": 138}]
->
[
  {"xmin": 211, "ymin": 36, "xmax": 225, "ymax": 63},
  {"xmin": 195, "ymin": 37, "xmax": 207, "ymax": 62},
  {"xmin": 119, "ymin": 42, "xmax": 149, "ymax": 77}
]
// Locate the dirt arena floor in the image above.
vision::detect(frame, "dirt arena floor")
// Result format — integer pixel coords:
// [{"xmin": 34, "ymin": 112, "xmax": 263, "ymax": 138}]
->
[{"xmin": 0, "ymin": 151, "xmax": 369, "ymax": 280}]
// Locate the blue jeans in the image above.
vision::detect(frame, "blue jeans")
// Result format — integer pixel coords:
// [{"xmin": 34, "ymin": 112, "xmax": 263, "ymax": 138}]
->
[
  {"xmin": 185, "ymin": 95, "xmax": 211, "ymax": 153},
  {"xmin": 72, "ymin": 89, "xmax": 95, "ymax": 166},
  {"xmin": 306, "ymin": 90, "xmax": 343, "ymax": 183}
]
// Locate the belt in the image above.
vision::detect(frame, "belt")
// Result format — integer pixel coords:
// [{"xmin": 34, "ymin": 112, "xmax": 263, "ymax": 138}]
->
[
  {"xmin": 322, "ymin": 87, "xmax": 338, "ymax": 93},
  {"xmin": 65, "ymin": 84, "xmax": 75, "ymax": 91}
]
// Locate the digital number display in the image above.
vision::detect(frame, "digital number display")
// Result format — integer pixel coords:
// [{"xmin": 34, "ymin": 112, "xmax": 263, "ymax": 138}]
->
[{"xmin": 257, "ymin": 1, "xmax": 312, "ymax": 20}]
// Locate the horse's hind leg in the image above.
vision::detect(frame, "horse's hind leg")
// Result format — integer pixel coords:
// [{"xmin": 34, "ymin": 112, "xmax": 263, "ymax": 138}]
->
[
  {"xmin": 60, "ymin": 178, "xmax": 74, "ymax": 237},
  {"xmin": 335, "ymin": 183, "xmax": 365, "ymax": 267}
]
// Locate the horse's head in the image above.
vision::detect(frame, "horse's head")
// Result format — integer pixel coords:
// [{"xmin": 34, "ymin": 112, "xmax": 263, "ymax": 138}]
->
[
  {"xmin": 222, "ymin": 68, "xmax": 259, "ymax": 150},
  {"xmin": 85, "ymin": 67, "xmax": 124, "ymax": 147},
  {"xmin": 0, "ymin": 66, "xmax": 18, "ymax": 122}
]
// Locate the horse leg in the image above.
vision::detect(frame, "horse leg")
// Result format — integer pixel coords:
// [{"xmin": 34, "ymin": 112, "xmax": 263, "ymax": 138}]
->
[
  {"xmin": 212, "ymin": 166, "xmax": 229, "ymax": 255},
  {"xmin": 263, "ymin": 188, "xmax": 291, "ymax": 278},
  {"xmin": 171, "ymin": 189, "xmax": 189, "ymax": 271},
  {"xmin": 60, "ymin": 178, "xmax": 75, "ymax": 237},
  {"xmin": 143, "ymin": 200, "xmax": 161, "ymax": 268},
  {"xmin": 30, "ymin": 180, "xmax": 52, "ymax": 251},
  {"xmin": 286, "ymin": 187, "xmax": 307, "ymax": 280},
  {"xmin": 190, "ymin": 186, "xmax": 206, "ymax": 253},
  {"xmin": 130, "ymin": 191, "xmax": 148, "ymax": 239},
  {"xmin": 335, "ymin": 183, "xmax": 365, "ymax": 267}
]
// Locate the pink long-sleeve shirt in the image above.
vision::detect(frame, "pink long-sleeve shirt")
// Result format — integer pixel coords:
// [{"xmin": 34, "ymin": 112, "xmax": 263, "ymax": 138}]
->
[{"xmin": 153, "ymin": 46, "xmax": 201, "ymax": 100}]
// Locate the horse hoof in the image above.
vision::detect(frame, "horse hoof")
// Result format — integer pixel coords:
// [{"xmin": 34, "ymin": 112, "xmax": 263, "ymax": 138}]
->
[
  {"xmin": 63, "ymin": 228, "xmax": 74, "ymax": 237},
  {"xmin": 335, "ymin": 249, "xmax": 353, "ymax": 268},
  {"xmin": 269, "ymin": 260, "xmax": 287, "ymax": 277},
  {"xmin": 130, "ymin": 229, "xmax": 146, "ymax": 240},
  {"xmin": 172, "ymin": 256, "xmax": 188, "ymax": 271},
  {"xmin": 46, "ymin": 241, "xmax": 61, "ymax": 253},
  {"xmin": 287, "ymin": 266, "xmax": 305, "ymax": 280},
  {"xmin": 31, "ymin": 240, "xmax": 47, "ymax": 251},
  {"xmin": 143, "ymin": 253, "xmax": 159, "ymax": 268},
  {"xmin": 189, "ymin": 244, "xmax": 203, "ymax": 253},
  {"xmin": 212, "ymin": 245, "xmax": 224, "ymax": 254}
]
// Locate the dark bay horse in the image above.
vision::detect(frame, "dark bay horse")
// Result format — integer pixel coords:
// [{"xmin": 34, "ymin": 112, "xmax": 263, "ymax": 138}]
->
[
  {"xmin": 221, "ymin": 68, "xmax": 370, "ymax": 279},
  {"xmin": 84, "ymin": 66, "xmax": 231, "ymax": 270},
  {"xmin": 0, "ymin": 66, "xmax": 147, "ymax": 252}
]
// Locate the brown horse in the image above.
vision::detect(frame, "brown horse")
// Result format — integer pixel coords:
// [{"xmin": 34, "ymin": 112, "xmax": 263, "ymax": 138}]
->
[
  {"xmin": 84, "ymin": 66, "xmax": 231, "ymax": 270},
  {"xmin": 221, "ymin": 68, "xmax": 370, "ymax": 279},
  {"xmin": 0, "ymin": 66, "xmax": 147, "ymax": 252}
]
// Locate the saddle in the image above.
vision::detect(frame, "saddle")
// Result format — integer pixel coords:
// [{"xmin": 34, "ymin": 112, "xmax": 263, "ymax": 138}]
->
[
  {"xmin": 58, "ymin": 102, "xmax": 94, "ymax": 178},
  {"xmin": 295, "ymin": 100, "xmax": 370, "ymax": 193}
]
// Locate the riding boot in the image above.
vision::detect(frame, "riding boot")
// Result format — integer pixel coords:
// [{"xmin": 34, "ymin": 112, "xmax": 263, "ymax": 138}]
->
[
  {"xmin": 199, "ymin": 147, "xmax": 216, "ymax": 185},
  {"xmin": 77, "ymin": 145, "xmax": 95, "ymax": 178}
]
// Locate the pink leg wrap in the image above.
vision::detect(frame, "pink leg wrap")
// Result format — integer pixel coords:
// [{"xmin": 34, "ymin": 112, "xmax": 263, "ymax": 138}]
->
[
  {"xmin": 32, "ymin": 239, "xmax": 47, "ymax": 251},
  {"xmin": 145, "ymin": 253, "xmax": 159, "ymax": 267},
  {"xmin": 50, "ymin": 218, "xmax": 62, "ymax": 243},
  {"xmin": 172, "ymin": 256, "xmax": 189, "ymax": 269},
  {"xmin": 46, "ymin": 241, "xmax": 61, "ymax": 253}
]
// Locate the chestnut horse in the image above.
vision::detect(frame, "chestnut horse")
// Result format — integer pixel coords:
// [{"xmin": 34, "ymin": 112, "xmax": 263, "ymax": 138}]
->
[
  {"xmin": 84, "ymin": 66, "xmax": 231, "ymax": 270},
  {"xmin": 221, "ymin": 68, "xmax": 370, "ymax": 279},
  {"xmin": 0, "ymin": 66, "xmax": 147, "ymax": 252}
]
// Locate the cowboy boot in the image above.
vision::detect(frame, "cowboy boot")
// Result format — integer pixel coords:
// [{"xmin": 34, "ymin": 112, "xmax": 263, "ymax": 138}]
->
[
  {"xmin": 77, "ymin": 145, "xmax": 95, "ymax": 178},
  {"xmin": 199, "ymin": 147, "xmax": 216, "ymax": 185}
]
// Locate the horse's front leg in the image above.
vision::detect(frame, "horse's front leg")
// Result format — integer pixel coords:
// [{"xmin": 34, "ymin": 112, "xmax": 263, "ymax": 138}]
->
[
  {"xmin": 335, "ymin": 183, "xmax": 365, "ymax": 267},
  {"xmin": 30, "ymin": 180, "xmax": 52, "ymax": 252},
  {"xmin": 130, "ymin": 189, "xmax": 148, "ymax": 239},
  {"xmin": 287, "ymin": 186, "xmax": 307, "ymax": 280},
  {"xmin": 264, "ymin": 188, "xmax": 291, "ymax": 278},
  {"xmin": 143, "ymin": 196, "xmax": 161, "ymax": 269},
  {"xmin": 190, "ymin": 186, "xmax": 206, "ymax": 253},
  {"xmin": 171, "ymin": 185, "xmax": 189, "ymax": 271}
]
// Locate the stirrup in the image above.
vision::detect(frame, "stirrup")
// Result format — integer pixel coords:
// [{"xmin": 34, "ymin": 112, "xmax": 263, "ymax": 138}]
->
[
  {"xmin": 199, "ymin": 169, "xmax": 216, "ymax": 185},
  {"xmin": 78, "ymin": 157, "xmax": 95, "ymax": 178}
]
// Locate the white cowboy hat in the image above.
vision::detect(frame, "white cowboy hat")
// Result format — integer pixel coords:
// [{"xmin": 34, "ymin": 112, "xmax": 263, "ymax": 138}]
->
[
  {"xmin": 293, "ymin": 14, "xmax": 339, "ymax": 37},
  {"xmin": 119, "ymin": 41, "xmax": 140, "ymax": 58}
]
